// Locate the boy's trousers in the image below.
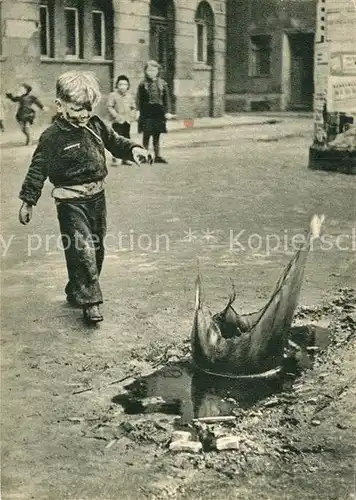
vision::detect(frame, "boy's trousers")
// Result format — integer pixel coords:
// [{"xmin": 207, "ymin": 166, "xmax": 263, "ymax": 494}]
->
[{"xmin": 56, "ymin": 191, "xmax": 106, "ymax": 306}]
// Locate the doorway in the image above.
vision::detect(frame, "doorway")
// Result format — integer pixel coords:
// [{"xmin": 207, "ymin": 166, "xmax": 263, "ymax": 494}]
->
[
  {"xmin": 289, "ymin": 33, "xmax": 314, "ymax": 110},
  {"xmin": 150, "ymin": 0, "xmax": 176, "ymax": 111}
]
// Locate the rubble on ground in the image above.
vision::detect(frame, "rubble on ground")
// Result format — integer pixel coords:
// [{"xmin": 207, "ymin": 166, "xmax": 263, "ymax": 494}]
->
[
  {"xmin": 328, "ymin": 126, "xmax": 356, "ymax": 151},
  {"xmin": 81, "ymin": 289, "xmax": 355, "ymax": 480}
]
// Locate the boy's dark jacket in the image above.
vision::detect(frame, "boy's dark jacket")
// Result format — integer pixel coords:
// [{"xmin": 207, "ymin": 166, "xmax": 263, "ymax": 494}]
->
[{"xmin": 19, "ymin": 115, "xmax": 139, "ymax": 206}]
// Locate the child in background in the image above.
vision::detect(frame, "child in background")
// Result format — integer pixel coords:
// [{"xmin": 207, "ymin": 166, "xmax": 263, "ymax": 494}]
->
[
  {"xmin": 18, "ymin": 71, "xmax": 150, "ymax": 323},
  {"xmin": 107, "ymin": 74, "xmax": 137, "ymax": 165},
  {"xmin": 136, "ymin": 60, "xmax": 174, "ymax": 164},
  {"xmin": 6, "ymin": 84, "xmax": 45, "ymax": 145}
]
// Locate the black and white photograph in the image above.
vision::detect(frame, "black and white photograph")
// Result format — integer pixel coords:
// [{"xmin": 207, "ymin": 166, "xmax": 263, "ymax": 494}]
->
[{"xmin": 0, "ymin": 0, "xmax": 355, "ymax": 499}]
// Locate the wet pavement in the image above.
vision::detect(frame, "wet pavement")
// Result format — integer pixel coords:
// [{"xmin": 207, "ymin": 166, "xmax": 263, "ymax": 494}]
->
[
  {"xmin": 1, "ymin": 119, "xmax": 355, "ymax": 500},
  {"xmin": 112, "ymin": 324, "xmax": 331, "ymax": 424},
  {"xmin": 113, "ymin": 361, "xmax": 283, "ymax": 422}
]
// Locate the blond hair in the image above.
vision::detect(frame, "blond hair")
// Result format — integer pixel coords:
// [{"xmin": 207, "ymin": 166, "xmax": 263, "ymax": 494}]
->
[
  {"xmin": 56, "ymin": 71, "xmax": 101, "ymax": 107},
  {"xmin": 144, "ymin": 60, "xmax": 161, "ymax": 72}
]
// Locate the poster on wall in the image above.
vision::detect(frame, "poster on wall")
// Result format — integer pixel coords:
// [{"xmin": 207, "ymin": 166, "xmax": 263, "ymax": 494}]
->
[
  {"xmin": 312, "ymin": 0, "xmax": 356, "ymax": 149},
  {"xmin": 328, "ymin": 76, "xmax": 356, "ymax": 113}
]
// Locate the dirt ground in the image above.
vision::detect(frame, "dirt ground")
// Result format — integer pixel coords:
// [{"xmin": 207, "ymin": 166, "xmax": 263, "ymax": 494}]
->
[{"xmin": 1, "ymin": 119, "xmax": 356, "ymax": 499}]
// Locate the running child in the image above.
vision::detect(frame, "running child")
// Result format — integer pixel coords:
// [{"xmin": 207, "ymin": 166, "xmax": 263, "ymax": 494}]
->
[{"xmin": 6, "ymin": 84, "xmax": 45, "ymax": 145}]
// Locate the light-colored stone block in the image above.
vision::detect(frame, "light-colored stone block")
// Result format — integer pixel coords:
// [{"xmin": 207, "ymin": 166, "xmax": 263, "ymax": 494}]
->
[
  {"xmin": 171, "ymin": 430, "xmax": 192, "ymax": 442},
  {"xmin": 169, "ymin": 440, "xmax": 203, "ymax": 453},
  {"xmin": 216, "ymin": 436, "xmax": 241, "ymax": 451}
]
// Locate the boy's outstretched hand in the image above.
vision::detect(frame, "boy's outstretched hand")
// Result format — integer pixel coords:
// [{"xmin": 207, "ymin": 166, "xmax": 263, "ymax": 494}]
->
[
  {"xmin": 132, "ymin": 147, "xmax": 153, "ymax": 166},
  {"xmin": 19, "ymin": 202, "xmax": 33, "ymax": 225}
]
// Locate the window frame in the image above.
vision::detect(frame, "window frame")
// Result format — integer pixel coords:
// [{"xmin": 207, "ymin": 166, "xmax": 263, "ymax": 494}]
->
[
  {"xmin": 92, "ymin": 9, "xmax": 106, "ymax": 59},
  {"xmin": 39, "ymin": 1, "xmax": 114, "ymax": 63},
  {"xmin": 249, "ymin": 34, "xmax": 272, "ymax": 77},
  {"xmin": 0, "ymin": 1, "xmax": 3, "ymax": 57},
  {"xmin": 195, "ymin": 20, "xmax": 208, "ymax": 64},
  {"xmin": 64, "ymin": 6, "xmax": 80, "ymax": 59},
  {"xmin": 39, "ymin": 4, "xmax": 51, "ymax": 57}
]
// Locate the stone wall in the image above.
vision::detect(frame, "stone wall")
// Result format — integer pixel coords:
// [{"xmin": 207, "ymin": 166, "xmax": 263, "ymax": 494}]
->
[
  {"xmin": 114, "ymin": 0, "xmax": 226, "ymax": 119},
  {"xmin": 0, "ymin": 0, "xmax": 113, "ymax": 129},
  {"xmin": 0, "ymin": 0, "xmax": 226, "ymax": 130},
  {"xmin": 226, "ymin": 0, "xmax": 316, "ymax": 112}
]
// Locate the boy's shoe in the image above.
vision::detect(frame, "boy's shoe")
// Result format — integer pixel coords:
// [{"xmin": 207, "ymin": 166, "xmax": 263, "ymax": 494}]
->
[
  {"xmin": 111, "ymin": 158, "xmax": 118, "ymax": 166},
  {"xmin": 154, "ymin": 156, "xmax": 168, "ymax": 164},
  {"xmin": 66, "ymin": 294, "xmax": 80, "ymax": 308},
  {"xmin": 83, "ymin": 304, "xmax": 103, "ymax": 323}
]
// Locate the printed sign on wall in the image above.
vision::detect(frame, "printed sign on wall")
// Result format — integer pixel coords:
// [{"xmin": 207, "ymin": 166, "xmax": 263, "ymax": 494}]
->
[{"xmin": 313, "ymin": 0, "xmax": 356, "ymax": 146}]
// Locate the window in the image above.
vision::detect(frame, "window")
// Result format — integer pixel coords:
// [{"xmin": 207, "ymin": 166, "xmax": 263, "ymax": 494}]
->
[
  {"xmin": 65, "ymin": 7, "xmax": 79, "ymax": 58},
  {"xmin": 151, "ymin": 24, "xmax": 167, "ymax": 67},
  {"xmin": 40, "ymin": 2, "xmax": 54, "ymax": 58},
  {"xmin": 40, "ymin": 5, "xmax": 50, "ymax": 56},
  {"xmin": 92, "ymin": 10, "xmax": 105, "ymax": 58},
  {"xmin": 250, "ymin": 35, "xmax": 272, "ymax": 76},
  {"xmin": 150, "ymin": 0, "xmax": 169, "ymax": 19},
  {"xmin": 195, "ymin": 1, "xmax": 214, "ymax": 65},
  {"xmin": 0, "ymin": 1, "xmax": 3, "ymax": 56},
  {"xmin": 93, "ymin": 0, "xmax": 113, "ymax": 60},
  {"xmin": 39, "ymin": 0, "xmax": 113, "ymax": 61},
  {"xmin": 195, "ymin": 22, "xmax": 207, "ymax": 63}
]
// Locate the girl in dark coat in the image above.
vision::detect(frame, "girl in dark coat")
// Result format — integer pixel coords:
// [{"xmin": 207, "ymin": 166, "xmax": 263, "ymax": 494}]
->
[
  {"xmin": 136, "ymin": 60, "xmax": 174, "ymax": 163},
  {"xmin": 6, "ymin": 83, "xmax": 44, "ymax": 145}
]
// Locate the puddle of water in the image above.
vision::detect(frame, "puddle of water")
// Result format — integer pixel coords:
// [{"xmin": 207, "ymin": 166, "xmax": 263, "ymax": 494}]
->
[
  {"xmin": 112, "ymin": 325, "xmax": 331, "ymax": 423},
  {"xmin": 112, "ymin": 361, "xmax": 285, "ymax": 424}
]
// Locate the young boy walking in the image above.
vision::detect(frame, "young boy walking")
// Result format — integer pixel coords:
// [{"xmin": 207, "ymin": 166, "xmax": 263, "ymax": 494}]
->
[
  {"xmin": 6, "ymin": 84, "xmax": 45, "ymax": 145},
  {"xmin": 18, "ymin": 71, "xmax": 150, "ymax": 323},
  {"xmin": 107, "ymin": 74, "xmax": 137, "ymax": 165}
]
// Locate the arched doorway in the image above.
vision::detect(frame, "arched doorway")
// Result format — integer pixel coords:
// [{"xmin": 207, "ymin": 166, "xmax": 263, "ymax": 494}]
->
[
  {"xmin": 195, "ymin": 1, "xmax": 215, "ymax": 116},
  {"xmin": 149, "ymin": 0, "xmax": 176, "ymax": 111}
]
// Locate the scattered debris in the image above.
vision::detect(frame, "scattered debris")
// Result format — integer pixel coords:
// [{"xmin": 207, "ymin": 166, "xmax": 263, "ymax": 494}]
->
[
  {"xmin": 171, "ymin": 430, "xmax": 192, "ymax": 442},
  {"xmin": 312, "ymin": 377, "xmax": 356, "ymax": 416},
  {"xmin": 77, "ymin": 289, "xmax": 355, "ymax": 484},
  {"xmin": 72, "ymin": 387, "xmax": 94, "ymax": 395},
  {"xmin": 169, "ymin": 440, "xmax": 202, "ymax": 453},
  {"xmin": 215, "ymin": 436, "xmax": 241, "ymax": 451},
  {"xmin": 141, "ymin": 397, "xmax": 166, "ymax": 411},
  {"xmin": 256, "ymin": 136, "xmax": 280, "ymax": 142},
  {"xmin": 328, "ymin": 125, "xmax": 356, "ymax": 150},
  {"xmin": 193, "ymin": 416, "xmax": 237, "ymax": 424},
  {"xmin": 345, "ymin": 313, "xmax": 356, "ymax": 324},
  {"xmin": 65, "ymin": 417, "xmax": 84, "ymax": 423},
  {"xmin": 105, "ymin": 439, "xmax": 118, "ymax": 449}
]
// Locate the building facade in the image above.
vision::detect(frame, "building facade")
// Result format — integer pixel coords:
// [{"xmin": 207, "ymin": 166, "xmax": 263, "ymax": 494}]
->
[
  {"xmin": 226, "ymin": 0, "xmax": 316, "ymax": 112},
  {"xmin": 0, "ymin": 0, "xmax": 226, "ymax": 130}
]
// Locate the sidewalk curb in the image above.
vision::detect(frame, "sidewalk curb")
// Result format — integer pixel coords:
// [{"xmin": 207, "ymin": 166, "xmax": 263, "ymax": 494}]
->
[
  {"xmin": 167, "ymin": 118, "xmax": 282, "ymax": 134},
  {"xmin": 0, "ymin": 118, "xmax": 283, "ymax": 148}
]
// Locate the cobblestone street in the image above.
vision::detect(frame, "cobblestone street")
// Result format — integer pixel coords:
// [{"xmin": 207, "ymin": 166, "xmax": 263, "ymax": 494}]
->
[{"xmin": 1, "ymin": 117, "xmax": 355, "ymax": 499}]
